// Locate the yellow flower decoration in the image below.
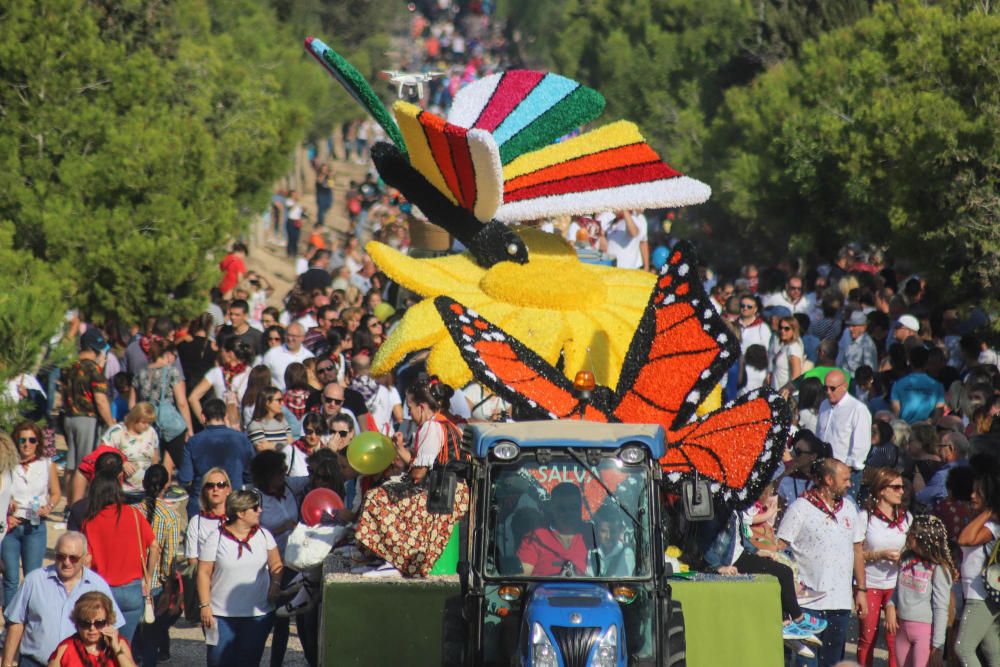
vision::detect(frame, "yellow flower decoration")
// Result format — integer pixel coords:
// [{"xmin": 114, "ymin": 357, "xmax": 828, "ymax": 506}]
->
[{"xmin": 370, "ymin": 227, "xmax": 656, "ymax": 389}]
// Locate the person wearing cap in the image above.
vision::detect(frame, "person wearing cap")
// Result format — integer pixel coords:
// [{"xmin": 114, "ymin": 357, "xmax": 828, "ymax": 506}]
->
[
  {"xmin": 890, "ymin": 345, "xmax": 945, "ymax": 424},
  {"xmin": 57, "ymin": 329, "xmax": 116, "ymax": 509},
  {"xmin": 893, "ymin": 314, "xmax": 921, "ymax": 344},
  {"xmin": 836, "ymin": 310, "xmax": 878, "ymax": 374}
]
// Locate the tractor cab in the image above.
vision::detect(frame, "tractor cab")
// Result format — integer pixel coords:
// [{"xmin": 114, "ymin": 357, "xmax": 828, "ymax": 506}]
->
[{"xmin": 434, "ymin": 421, "xmax": 685, "ymax": 666}]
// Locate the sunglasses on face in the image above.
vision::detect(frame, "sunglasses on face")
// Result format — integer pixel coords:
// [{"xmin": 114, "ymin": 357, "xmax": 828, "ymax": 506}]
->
[
  {"xmin": 884, "ymin": 484, "xmax": 905, "ymax": 491},
  {"xmin": 77, "ymin": 618, "xmax": 108, "ymax": 630},
  {"xmin": 268, "ymin": 336, "xmax": 282, "ymax": 342},
  {"xmin": 332, "ymin": 429, "xmax": 351, "ymax": 437},
  {"xmin": 18, "ymin": 436, "xmax": 37, "ymax": 444},
  {"xmin": 205, "ymin": 481, "xmax": 230, "ymax": 490},
  {"xmin": 323, "ymin": 396, "xmax": 344, "ymax": 405},
  {"xmin": 825, "ymin": 384, "xmax": 844, "ymax": 392},
  {"xmin": 317, "ymin": 365, "xmax": 335, "ymax": 373},
  {"xmin": 740, "ymin": 303, "xmax": 756, "ymax": 310},
  {"xmin": 304, "ymin": 428, "xmax": 322, "ymax": 436},
  {"xmin": 779, "ymin": 326, "xmax": 792, "ymax": 331},
  {"xmin": 55, "ymin": 552, "xmax": 82, "ymax": 564}
]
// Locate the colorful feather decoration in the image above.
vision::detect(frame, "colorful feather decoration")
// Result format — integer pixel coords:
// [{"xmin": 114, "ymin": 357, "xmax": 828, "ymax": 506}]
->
[
  {"xmin": 304, "ymin": 37, "xmax": 407, "ymax": 156},
  {"xmin": 447, "ymin": 71, "xmax": 606, "ymax": 165}
]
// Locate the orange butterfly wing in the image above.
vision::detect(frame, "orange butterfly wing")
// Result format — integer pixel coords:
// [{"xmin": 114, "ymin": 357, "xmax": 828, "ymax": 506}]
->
[
  {"xmin": 659, "ymin": 391, "xmax": 790, "ymax": 503},
  {"xmin": 612, "ymin": 242, "xmax": 738, "ymax": 430},
  {"xmin": 434, "ymin": 296, "xmax": 609, "ymax": 422}
]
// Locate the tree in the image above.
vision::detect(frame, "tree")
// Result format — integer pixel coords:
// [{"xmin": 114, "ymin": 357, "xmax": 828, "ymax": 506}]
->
[
  {"xmin": 0, "ymin": 0, "xmax": 313, "ymax": 324},
  {"xmin": 708, "ymin": 1, "xmax": 1000, "ymax": 305}
]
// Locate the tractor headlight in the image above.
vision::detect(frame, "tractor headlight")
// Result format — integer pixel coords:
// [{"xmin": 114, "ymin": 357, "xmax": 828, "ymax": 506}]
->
[
  {"xmin": 619, "ymin": 446, "xmax": 646, "ymax": 464},
  {"xmin": 493, "ymin": 441, "xmax": 520, "ymax": 460},
  {"xmin": 592, "ymin": 625, "xmax": 618, "ymax": 667},
  {"xmin": 531, "ymin": 623, "xmax": 558, "ymax": 667}
]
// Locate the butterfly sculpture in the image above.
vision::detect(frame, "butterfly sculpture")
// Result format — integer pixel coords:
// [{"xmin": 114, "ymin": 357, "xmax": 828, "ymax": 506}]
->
[
  {"xmin": 433, "ymin": 242, "xmax": 791, "ymax": 505},
  {"xmin": 305, "ymin": 38, "xmax": 710, "ymax": 268}
]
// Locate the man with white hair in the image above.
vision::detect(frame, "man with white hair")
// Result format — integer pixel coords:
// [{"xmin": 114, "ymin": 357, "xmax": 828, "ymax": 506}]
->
[
  {"xmin": 263, "ymin": 321, "xmax": 314, "ymax": 390},
  {"xmin": 2, "ymin": 531, "xmax": 123, "ymax": 667}
]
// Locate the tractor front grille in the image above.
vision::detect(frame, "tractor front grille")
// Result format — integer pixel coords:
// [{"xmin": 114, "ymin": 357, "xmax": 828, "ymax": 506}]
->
[{"xmin": 550, "ymin": 626, "xmax": 601, "ymax": 667}]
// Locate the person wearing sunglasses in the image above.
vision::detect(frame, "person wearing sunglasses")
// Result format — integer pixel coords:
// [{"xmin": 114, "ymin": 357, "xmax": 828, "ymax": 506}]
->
[
  {"xmin": 176, "ymin": 399, "xmax": 254, "ymax": 521},
  {"xmin": 246, "ymin": 387, "xmax": 293, "ymax": 455},
  {"xmin": 186, "ymin": 469, "xmax": 232, "ymax": 567},
  {"xmin": 197, "ymin": 489, "xmax": 282, "ymax": 667},
  {"xmin": 3, "ymin": 422, "xmax": 61, "ymax": 609},
  {"xmin": 286, "ymin": 413, "xmax": 328, "ymax": 478},
  {"xmin": 315, "ymin": 383, "xmax": 361, "ymax": 434},
  {"xmin": 816, "ymin": 369, "xmax": 872, "ymax": 500},
  {"xmin": 856, "ymin": 468, "xmax": 912, "ymax": 667},
  {"xmin": 769, "ymin": 315, "xmax": 804, "ymax": 391},
  {"xmin": 2, "ymin": 533, "xmax": 125, "ymax": 667},
  {"xmin": 47, "ymin": 592, "xmax": 135, "ymax": 667},
  {"xmin": 736, "ymin": 295, "xmax": 771, "ymax": 354}
]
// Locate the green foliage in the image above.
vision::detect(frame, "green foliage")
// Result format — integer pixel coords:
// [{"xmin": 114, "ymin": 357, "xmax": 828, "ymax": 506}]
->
[
  {"xmin": 710, "ymin": 1, "xmax": 1000, "ymax": 305},
  {"xmin": 0, "ymin": 223, "xmax": 65, "ymax": 379}
]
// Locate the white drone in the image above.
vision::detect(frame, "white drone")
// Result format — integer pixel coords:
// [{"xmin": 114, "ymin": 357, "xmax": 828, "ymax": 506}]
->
[{"xmin": 381, "ymin": 70, "xmax": 445, "ymax": 99}]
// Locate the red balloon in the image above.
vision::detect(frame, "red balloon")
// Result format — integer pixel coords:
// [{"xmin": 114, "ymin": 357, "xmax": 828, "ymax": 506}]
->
[{"xmin": 300, "ymin": 488, "xmax": 345, "ymax": 526}]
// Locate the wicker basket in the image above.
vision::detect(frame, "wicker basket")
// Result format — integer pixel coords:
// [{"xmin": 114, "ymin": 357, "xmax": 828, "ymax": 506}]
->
[{"xmin": 408, "ymin": 218, "xmax": 452, "ymax": 251}]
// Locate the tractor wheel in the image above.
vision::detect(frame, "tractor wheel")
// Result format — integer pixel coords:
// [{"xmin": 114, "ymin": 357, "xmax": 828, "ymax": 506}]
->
[
  {"xmin": 663, "ymin": 598, "xmax": 686, "ymax": 667},
  {"xmin": 441, "ymin": 595, "xmax": 467, "ymax": 667}
]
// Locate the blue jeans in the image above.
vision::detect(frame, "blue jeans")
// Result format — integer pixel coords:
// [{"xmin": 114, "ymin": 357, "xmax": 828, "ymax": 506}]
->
[
  {"xmin": 208, "ymin": 614, "xmax": 275, "ymax": 667},
  {"xmin": 794, "ymin": 608, "xmax": 851, "ymax": 667},
  {"xmin": 110, "ymin": 579, "xmax": 145, "ymax": 644},
  {"xmin": 2, "ymin": 521, "xmax": 47, "ymax": 606}
]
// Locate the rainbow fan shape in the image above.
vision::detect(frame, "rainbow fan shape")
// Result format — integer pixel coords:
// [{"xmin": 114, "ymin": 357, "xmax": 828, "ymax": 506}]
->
[{"xmin": 393, "ymin": 70, "xmax": 711, "ymax": 223}]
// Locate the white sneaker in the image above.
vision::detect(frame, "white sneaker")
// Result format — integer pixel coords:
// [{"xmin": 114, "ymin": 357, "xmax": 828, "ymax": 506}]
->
[{"xmin": 797, "ymin": 585, "xmax": 826, "ymax": 607}]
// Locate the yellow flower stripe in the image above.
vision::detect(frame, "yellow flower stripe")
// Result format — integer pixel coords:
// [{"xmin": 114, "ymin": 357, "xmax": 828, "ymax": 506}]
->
[{"xmin": 503, "ymin": 120, "xmax": 645, "ymax": 181}]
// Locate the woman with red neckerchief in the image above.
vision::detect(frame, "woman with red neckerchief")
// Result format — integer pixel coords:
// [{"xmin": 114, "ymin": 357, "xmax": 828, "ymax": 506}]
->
[
  {"xmin": 48, "ymin": 592, "xmax": 136, "ymax": 667},
  {"xmin": 197, "ymin": 489, "xmax": 282, "ymax": 667},
  {"xmin": 286, "ymin": 413, "xmax": 327, "ymax": 478},
  {"xmin": 393, "ymin": 376, "xmax": 464, "ymax": 485},
  {"xmin": 857, "ymin": 468, "xmax": 912, "ymax": 667},
  {"xmin": 185, "ymin": 468, "xmax": 232, "ymax": 567},
  {"xmin": 188, "ymin": 338, "xmax": 255, "ymax": 429}
]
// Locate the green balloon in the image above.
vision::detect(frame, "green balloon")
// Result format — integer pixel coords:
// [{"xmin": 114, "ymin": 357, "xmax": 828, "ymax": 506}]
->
[{"xmin": 347, "ymin": 431, "xmax": 396, "ymax": 475}]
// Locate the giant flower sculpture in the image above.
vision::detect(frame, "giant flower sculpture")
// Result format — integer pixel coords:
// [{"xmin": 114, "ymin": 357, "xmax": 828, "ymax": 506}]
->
[{"xmin": 370, "ymin": 227, "xmax": 655, "ymax": 389}]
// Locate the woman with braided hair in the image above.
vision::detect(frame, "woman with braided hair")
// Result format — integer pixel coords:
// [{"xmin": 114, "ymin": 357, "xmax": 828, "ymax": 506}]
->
[{"xmin": 885, "ymin": 514, "xmax": 957, "ymax": 667}]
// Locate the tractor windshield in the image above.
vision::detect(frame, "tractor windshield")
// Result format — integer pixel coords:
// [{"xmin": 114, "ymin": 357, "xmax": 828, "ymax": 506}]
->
[{"xmin": 486, "ymin": 453, "xmax": 651, "ymax": 579}]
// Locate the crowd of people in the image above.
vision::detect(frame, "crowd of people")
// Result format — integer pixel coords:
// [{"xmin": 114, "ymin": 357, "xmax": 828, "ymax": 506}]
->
[
  {"xmin": 1, "ymin": 5, "xmax": 998, "ymax": 667},
  {"xmin": 692, "ymin": 243, "xmax": 1000, "ymax": 667}
]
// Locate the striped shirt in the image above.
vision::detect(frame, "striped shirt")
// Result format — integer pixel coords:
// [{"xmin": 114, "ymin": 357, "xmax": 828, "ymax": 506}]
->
[{"xmin": 246, "ymin": 417, "xmax": 291, "ymax": 452}]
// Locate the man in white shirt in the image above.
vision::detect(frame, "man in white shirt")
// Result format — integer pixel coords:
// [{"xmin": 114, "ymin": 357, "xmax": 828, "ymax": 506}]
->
[
  {"xmin": 263, "ymin": 322, "xmax": 314, "ymax": 390},
  {"xmin": 762, "ymin": 275, "xmax": 811, "ymax": 315},
  {"xmin": 777, "ymin": 459, "xmax": 867, "ymax": 667},
  {"xmin": 816, "ymin": 369, "xmax": 871, "ymax": 499},
  {"xmin": 597, "ymin": 210, "xmax": 647, "ymax": 270}
]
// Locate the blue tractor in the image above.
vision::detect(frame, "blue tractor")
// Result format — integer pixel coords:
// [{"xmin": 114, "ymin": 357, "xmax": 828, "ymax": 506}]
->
[{"xmin": 430, "ymin": 421, "xmax": 686, "ymax": 666}]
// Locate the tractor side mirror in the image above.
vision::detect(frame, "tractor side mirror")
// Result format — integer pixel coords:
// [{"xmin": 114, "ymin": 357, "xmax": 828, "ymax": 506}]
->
[
  {"xmin": 427, "ymin": 467, "xmax": 458, "ymax": 515},
  {"xmin": 681, "ymin": 477, "xmax": 714, "ymax": 522}
]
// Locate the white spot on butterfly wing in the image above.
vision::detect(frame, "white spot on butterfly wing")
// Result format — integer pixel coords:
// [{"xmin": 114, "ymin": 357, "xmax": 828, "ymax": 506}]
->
[{"xmin": 678, "ymin": 264, "xmax": 689, "ymax": 276}]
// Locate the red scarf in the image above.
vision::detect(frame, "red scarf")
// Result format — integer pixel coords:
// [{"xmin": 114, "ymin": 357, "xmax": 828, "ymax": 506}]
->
[
  {"xmin": 200, "ymin": 510, "xmax": 226, "ymax": 522},
  {"xmin": 70, "ymin": 636, "xmax": 114, "ymax": 667},
  {"xmin": 220, "ymin": 524, "xmax": 259, "ymax": 558},
  {"xmin": 222, "ymin": 362, "xmax": 248, "ymax": 389},
  {"xmin": 293, "ymin": 438, "xmax": 315, "ymax": 456},
  {"xmin": 18, "ymin": 456, "xmax": 38, "ymax": 471},
  {"xmin": 871, "ymin": 506, "xmax": 907, "ymax": 530},
  {"xmin": 804, "ymin": 489, "xmax": 842, "ymax": 523}
]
